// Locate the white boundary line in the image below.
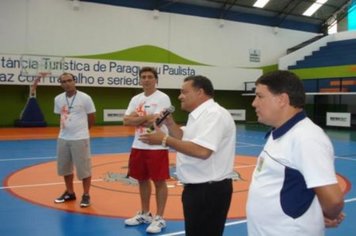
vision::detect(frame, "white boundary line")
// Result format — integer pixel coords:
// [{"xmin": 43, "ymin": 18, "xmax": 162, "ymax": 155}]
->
[
  {"xmin": 0, "ymin": 156, "xmax": 55, "ymax": 162},
  {"xmin": 335, "ymin": 156, "xmax": 356, "ymax": 161},
  {"xmin": 344, "ymin": 197, "xmax": 356, "ymax": 203},
  {"xmin": 160, "ymin": 220, "xmax": 248, "ymax": 236},
  {"xmin": 1, "ymin": 169, "xmax": 355, "ymax": 236},
  {"xmin": 236, "ymin": 142, "xmax": 263, "ymax": 147},
  {"xmin": 0, "ymin": 178, "xmax": 103, "ymax": 190},
  {"xmin": 160, "ymin": 231, "xmax": 185, "ymax": 236},
  {"xmin": 160, "ymin": 196, "xmax": 356, "ymax": 236},
  {"xmin": 0, "ymin": 154, "xmax": 354, "ymax": 163}
]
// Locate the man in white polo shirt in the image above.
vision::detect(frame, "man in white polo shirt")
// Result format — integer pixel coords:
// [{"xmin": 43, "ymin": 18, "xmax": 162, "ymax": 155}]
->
[
  {"xmin": 140, "ymin": 75, "xmax": 236, "ymax": 236},
  {"xmin": 246, "ymin": 70, "xmax": 345, "ymax": 236}
]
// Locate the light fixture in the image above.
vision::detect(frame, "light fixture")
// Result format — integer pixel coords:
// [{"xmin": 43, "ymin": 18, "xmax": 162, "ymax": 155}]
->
[
  {"xmin": 153, "ymin": 9, "xmax": 159, "ymax": 19},
  {"xmin": 253, "ymin": 0, "xmax": 270, "ymax": 8},
  {"xmin": 303, "ymin": 0, "xmax": 328, "ymax": 17},
  {"xmin": 72, "ymin": 0, "xmax": 80, "ymax": 11},
  {"xmin": 273, "ymin": 26, "xmax": 279, "ymax": 34},
  {"xmin": 219, "ymin": 18, "xmax": 225, "ymax": 28}
]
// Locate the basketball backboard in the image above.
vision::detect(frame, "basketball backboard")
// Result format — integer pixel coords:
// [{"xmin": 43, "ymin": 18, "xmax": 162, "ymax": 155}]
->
[{"xmin": 19, "ymin": 54, "xmax": 65, "ymax": 78}]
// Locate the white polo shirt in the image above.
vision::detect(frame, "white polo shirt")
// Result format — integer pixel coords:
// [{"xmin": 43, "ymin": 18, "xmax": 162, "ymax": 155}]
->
[
  {"xmin": 54, "ymin": 90, "xmax": 96, "ymax": 140},
  {"xmin": 247, "ymin": 112, "xmax": 338, "ymax": 236},
  {"xmin": 176, "ymin": 99, "xmax": 236, "ymax": 184},
  {"xmin": 125, "ymin": 90, "xmax": 171, "ymax": 150}
]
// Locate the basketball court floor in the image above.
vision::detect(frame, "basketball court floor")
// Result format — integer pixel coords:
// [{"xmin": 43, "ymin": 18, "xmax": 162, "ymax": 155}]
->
[{"xmin": 0, "ymin": 124, "xmax": 355, "ymax": 236}]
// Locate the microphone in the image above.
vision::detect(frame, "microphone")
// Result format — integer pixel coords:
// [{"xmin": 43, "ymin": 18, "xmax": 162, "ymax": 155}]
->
[{"xmin": 147, "ymin": 106, "xmax": 175, "ymax": 132}]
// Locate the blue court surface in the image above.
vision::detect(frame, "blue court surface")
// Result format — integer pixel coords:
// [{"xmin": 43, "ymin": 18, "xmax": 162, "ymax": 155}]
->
[{"xmin": 0, "ymin": 124, "xmax": 355, "ymax": 236}]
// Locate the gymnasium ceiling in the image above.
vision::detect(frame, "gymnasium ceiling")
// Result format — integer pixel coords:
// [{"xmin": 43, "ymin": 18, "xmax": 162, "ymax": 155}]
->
[{"xmin": 82, "ymin": 0, "xmax": 352, "ymax": 32}]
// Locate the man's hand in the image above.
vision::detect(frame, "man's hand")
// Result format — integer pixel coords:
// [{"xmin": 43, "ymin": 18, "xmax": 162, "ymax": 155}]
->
[
  {"xmin": 324, "ymin": 212, "xmax": 345, "ymax": 228},
  {"xmin": 123, "ymin": 112, "xmax": 158, "ymax": 127},
  {"xmin": 30, "ymin": 77, "xmax": 41, "ymax": 96},
  {"xmin": 141, "ymin": 114, "xmax": 159, "ymax": 127},
  {"xmin": 139, "ymin": 123, "xmax": 165, "ymax": 145}
]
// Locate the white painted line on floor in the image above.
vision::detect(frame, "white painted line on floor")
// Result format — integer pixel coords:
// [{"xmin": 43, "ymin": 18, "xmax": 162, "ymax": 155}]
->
[
  {"xmin": 160, "ymin": 231, "xmax": 185, "ymax": 236},
  {"xmin": 160, "ymin": 219, "xmax": 248, "ymax": 236},
  {"xmin": 0, "ymin": 178, "xmax": 103, "ymax": 190},
  {"xmin": 345, "ymin": 197, "xmax": 356, "ymax": 203},
  {"xmin": 237, "ymin": 142, "xmax": 263, "ymax": 147},
  {"xmin": 335, "ymin": 156, "xmax": 356, "ymax": 161},
  {"xmin": 0, "ymin": 156, "xmax": 56, "ymax": 162},
  {"xmin": 225, "ymin": 219, "xmax": 247, "ymax": 226}
]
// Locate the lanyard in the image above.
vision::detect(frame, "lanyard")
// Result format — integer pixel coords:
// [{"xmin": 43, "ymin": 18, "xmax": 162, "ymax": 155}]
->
[{"xmin": 66, "ymin": 93, "xmax": 77, "ymax": 114}]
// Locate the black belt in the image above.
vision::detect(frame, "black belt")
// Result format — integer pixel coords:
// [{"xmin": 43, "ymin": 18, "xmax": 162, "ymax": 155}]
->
[{"xmin": 183, "ymin": 178, "xmax": 231, "ymax": 187}]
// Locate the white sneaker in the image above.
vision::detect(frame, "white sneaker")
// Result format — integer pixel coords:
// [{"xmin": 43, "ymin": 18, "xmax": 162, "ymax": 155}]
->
[
  {"xmin": 125, "ymin": 211, "xmax": 152, "ymax": 226},
  {"xmin": 146, "ymin": 215, "xmax": 166, "ymax": 234}
]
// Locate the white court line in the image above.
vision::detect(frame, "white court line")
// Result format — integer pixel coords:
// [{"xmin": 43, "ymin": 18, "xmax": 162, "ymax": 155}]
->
[
  {"xmin": 237, "ymin": 142, "xmax": 263, "ymax": 147},
  {"xmin": 335, "ymin": 156, "xmax": 356, "ymax": 161},
  {"xmin": 1, "ymin": 174, "xmax": 355, "ymax": 236},
  {"xmin": 344, "ymin": 197, "xmax": 356, "ymax": 203},
  {"xmin": 160, "ymin": 231, "xmax": 185, "ymax": 236},
  {"xmin": 0, "ymin": 165, "xmax": 257, "ymax": 190},
  {"xmin": 160, "ymin": 197, "xmax": 356, "ymax": 236},
  {"xmin": 225, "ymin": 219, "xmax": 248, "ymax": 226},
  {"xmin": 0, "ymin": 178, "xmax": 103, "ymax": 190},
  {"xmin": 0, "ymin": 156, "xmax": 55, "ymax": 162},
  {"xmin": 160, "ymin": 220, "xmax": 248, "ymax": 236}
]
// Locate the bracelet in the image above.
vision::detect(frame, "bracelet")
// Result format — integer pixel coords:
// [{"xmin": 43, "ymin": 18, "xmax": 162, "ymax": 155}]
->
[{"xmin": 161, "ymin": 134, "xmax": 169, "ymax": 147}]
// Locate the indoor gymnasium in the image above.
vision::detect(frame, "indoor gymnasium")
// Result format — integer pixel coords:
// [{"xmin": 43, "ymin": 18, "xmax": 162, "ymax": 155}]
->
[{"xmin": 0, "ymin": 1, "xmax": 355, "ymax": 236}]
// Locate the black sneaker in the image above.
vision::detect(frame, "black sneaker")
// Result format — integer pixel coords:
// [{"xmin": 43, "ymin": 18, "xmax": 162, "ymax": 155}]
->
[
  {"xmin": 54, "ymin": 191, "xmax": 76, "ymax": 203},
  {"xmin": 80, "ymin": 194, "xmax": 90, "ymax": 208}
]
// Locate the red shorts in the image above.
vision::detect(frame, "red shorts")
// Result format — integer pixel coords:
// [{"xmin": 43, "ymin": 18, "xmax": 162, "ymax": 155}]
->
[{"xmin": 128, "ymin": 148, "xmax": 170, "ymax": 181}]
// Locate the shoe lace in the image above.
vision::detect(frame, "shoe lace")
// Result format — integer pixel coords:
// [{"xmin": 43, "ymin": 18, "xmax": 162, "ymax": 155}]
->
[
  {"xmin": 62, "ymin": 192, "xmax": 71, "ymax": 198},
  {"xmin": 82, "ymin": 195, "xmax": 89, "ymax": 202},
  {"xmin": 151, "ymin": 217, "xmax": 165, "ymax": 227},
  {"xmin": 138, "ymin": 211, "xmax": 150, "ymax": 217}
]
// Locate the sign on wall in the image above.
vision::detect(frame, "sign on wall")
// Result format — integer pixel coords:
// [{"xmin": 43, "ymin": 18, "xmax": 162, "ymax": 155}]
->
[
  {"xmin": 103, "ymin": 109, "xmax": 126, "ymax": 122},
  {"xmin": 249, "ymin": 49, "xmax": 261, "ymax": 63},
  {"xmin": 228, "ymin": 109, "xmax": 246, "ymax": 121},
  {"xmin": 0, "ymin": 54, "xmax": 262, "ymax": 91},
  {"xmin": 326, "ymin": 112, "xmax": 351, "ymax": 127}
]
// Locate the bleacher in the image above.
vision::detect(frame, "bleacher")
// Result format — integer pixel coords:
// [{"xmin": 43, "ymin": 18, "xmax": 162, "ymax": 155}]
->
[
  {"xmin": 288, "ymin": 39, "xmax": 356, "ymax": 69},
  {"xmin": 302, "ymin": 78, "xmax": 356, "ymax": 93}
]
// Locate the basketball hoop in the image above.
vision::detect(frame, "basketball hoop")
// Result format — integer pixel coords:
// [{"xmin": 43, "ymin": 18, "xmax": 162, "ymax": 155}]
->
[{"xmin": 37, "ymin": 71, "xmax": 52, "ymax": 79}]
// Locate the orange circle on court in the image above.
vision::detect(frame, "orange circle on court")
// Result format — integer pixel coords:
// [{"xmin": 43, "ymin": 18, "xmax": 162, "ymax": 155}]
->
[{"xmin": 4, "ymin": 154, "xmax": 350, "ymax": 220}]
